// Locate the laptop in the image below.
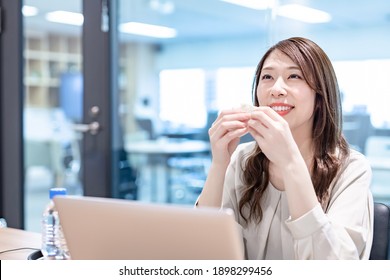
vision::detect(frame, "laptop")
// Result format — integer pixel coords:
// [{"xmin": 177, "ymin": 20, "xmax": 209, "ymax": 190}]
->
[{"xmin": 53, "ymin": 195, "xmax": 245, "ymax": 260}]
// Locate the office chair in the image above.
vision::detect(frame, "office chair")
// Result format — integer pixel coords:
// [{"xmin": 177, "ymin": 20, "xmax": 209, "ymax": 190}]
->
[
  {"xmin": 369, "ymin": 202, "xmax": 390, "ymax": 260},
  {"xmin": 342, "ymin": 112, "xmax": 373, "ymax": 154},
  {"xmin": 135, "ymin": 118, "xmax": 155, "ymax": 139}
]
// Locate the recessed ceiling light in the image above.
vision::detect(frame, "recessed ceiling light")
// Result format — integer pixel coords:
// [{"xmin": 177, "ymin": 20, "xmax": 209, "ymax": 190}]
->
[
  {"xmin": 220, "ymin": 1, "xmax": 331, "ymax": 24},
  {"xmin": 22, "ymin": 5, "xmax": 39, "ymax": 17},
  {"xmin": 45, "ymin": 11, "xmax": 84, "ymax": 26},
  {"xmin": 221, "ymin": 0, "xmax": 273, "ymax": 10},
  {"xmin": 119, "ymin": 22, "xmax": 177, "ymax": 38},
  {"xmin": 277, "ymin": 4, "xmax": 331, "ymax": 23}
]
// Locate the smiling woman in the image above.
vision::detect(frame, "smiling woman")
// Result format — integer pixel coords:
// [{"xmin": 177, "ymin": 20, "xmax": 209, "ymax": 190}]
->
[{"xmin": 196, "ymin": 37, "xmax": 374, "ymax": 260}]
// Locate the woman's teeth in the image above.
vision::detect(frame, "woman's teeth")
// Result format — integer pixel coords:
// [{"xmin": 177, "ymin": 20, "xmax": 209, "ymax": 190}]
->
[{"xmin": 271, "ymin": 106, "xmax": 292, "ymax": 112}]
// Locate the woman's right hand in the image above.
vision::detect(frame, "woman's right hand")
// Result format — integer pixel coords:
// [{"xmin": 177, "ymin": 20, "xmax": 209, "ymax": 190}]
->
[
  {"xmin": 197, "ymin": 108, "xmax": 250, "ymax": 208},
  {"xmin": 208, "ymin": 108, "xmax": 251, "ymax": 166}
]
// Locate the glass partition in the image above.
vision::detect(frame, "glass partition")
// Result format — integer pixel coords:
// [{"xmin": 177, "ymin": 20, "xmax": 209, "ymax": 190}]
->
[
  {"xmin": 21, "ymin": 0, "xmax": 390, "ymax": 231},
  {"xmin": 118, "ymin": 0, "xmax": 390, "ymax": 205}
]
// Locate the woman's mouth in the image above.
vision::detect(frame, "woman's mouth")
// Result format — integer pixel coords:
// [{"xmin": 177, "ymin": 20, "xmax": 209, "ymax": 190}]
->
[{"xmin": 270, "ymin": 104, "xmax": 294, "ymax": 116}]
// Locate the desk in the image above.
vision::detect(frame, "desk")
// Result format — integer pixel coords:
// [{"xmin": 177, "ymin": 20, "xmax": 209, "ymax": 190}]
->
[
  {"xmin": 125, "ymin": 139, "xmax": 210, "ymax": 202},
  {"xmin": 0, "ymin": 227, "xmax": 41, "ymax": 260},
  {"xmin": 160, "ymin": 127, "xmax": 205, "ymax": 139}
]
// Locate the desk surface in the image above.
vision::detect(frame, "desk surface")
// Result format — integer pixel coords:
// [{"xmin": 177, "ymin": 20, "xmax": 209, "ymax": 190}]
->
[
  {"xmin": 0, "ymin": 227, "xmax": 41, "ymax": 260},
  {"xmin": 126, "ymin": 139, "xmax": 210, "ymax": 155}
]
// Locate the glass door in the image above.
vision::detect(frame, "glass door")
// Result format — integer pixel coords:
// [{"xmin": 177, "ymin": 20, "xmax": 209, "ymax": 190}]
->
[
  {"xmin": 23, "ymin": 0, "xmax": 128, "ymax": 232},
  {"xmin": 23, "ymin": 0, "xmax": 84, "ymax": 232}
]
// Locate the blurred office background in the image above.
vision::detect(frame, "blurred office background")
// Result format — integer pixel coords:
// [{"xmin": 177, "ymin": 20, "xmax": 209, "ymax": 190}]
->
[{"xmin": 1, "ymin": 0, "xmax": 389, "ymax": 232}]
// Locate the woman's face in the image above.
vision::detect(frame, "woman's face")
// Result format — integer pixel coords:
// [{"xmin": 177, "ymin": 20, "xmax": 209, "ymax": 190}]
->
[{"xmin": 256, "ymin": 49, "xmax": 316, "ymax": 136}]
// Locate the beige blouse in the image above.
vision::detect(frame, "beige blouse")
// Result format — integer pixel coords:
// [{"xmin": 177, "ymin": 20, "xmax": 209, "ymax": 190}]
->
[{"xmin": 222, "ymin": 141, "xmax": 374, "ymax": 260}]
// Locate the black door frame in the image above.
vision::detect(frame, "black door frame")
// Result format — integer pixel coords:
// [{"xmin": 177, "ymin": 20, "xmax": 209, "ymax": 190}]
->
[
  {"xmin": 0, "ymin": 0, "xmax": 24, "ymax": 229},
  {"xmin": 82, "ymin": 0, "xmax": 119, "ymax": 198}
]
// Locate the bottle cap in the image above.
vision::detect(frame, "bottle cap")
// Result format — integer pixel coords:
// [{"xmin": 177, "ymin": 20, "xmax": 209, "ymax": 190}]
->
[{"xmin": 49, "ymin": 187, "xmax": 67, "ymax": 199}]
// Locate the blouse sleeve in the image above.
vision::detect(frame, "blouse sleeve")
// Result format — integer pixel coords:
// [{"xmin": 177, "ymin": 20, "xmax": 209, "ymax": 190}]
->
[
  {"xmin": 285, "ymin": 150, "xmax": 374, "ymax": 259},
  {"xmin": 221, "ymin": 142, "xmax": 255, "ymax": 224},
  {"xmin": 221, "ymin": 148, "xmax": 241, "ymax": 220}
]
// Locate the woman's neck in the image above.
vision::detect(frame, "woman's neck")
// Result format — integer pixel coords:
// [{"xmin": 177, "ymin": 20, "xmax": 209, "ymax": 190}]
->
[{"xmin": 293, "ymin": 131, "xmax": 314, "ymax": 168}]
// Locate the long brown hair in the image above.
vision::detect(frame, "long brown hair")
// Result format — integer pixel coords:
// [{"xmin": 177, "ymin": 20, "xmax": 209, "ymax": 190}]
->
[{"xmin": 239, "ymin": 37, "xmax": 349, "ymax": 224}]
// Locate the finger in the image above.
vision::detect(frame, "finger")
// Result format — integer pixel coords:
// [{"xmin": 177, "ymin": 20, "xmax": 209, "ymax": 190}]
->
[
  {"xmin": 209, "ymin": 119, "xmax": 247, "ymax": 140},
  {"xmin": 210, "ymin": 111, "xmax": 251, "ymax": 134},
  {"xmin": 213, "ymin": 127, "xmax": 249, "ymax": 147},
  {"xmin": 216, "ymin": 110, "xmax": 251, "ymax": 123},
  {"xmin": 252, "ymin": 106, "xmax": 283, "ymax": 123},
  {"xmin": 249, "ymin": 106, "xmax": 289, "ymax": 131},
  {"xmin": 248, "ymin": 126, "xmax": 264, "ymax": 141},
  {"xmin": 248, "ymin": 110, "xmax": 273, "ymax": 130}
]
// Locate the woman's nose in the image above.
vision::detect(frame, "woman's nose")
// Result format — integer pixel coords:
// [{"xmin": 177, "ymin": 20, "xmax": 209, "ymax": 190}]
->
[{"xmin": 270, "ymin": 77, "xmax": 287, "ymax": 96}]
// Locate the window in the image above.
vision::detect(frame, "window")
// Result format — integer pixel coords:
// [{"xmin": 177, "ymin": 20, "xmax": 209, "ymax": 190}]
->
[
  {"xmin": 216, "ymin": 67, "xmax": 255, "ymax": 110},
  {"xmin": 334, "ymin": 59, "xmax": 390, "ymax": 128},
  {"xmin": 159, "ymin": 69, "xmax": 206, "ymax": 128}
]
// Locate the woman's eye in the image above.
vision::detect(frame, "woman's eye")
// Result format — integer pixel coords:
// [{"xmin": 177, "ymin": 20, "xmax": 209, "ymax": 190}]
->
[
  {"xmin": 261, "ymin": 74, "xmax": 272, "ymax": 80},
  {"xmin": 289, "ymin": 74, "xmax": 302, "ymax": 79}
]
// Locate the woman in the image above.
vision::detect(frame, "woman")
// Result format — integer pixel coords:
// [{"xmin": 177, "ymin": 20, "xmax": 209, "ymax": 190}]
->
[{"xmin": 196, "ymin": 37, "xmax": 373, "ymax": 259}]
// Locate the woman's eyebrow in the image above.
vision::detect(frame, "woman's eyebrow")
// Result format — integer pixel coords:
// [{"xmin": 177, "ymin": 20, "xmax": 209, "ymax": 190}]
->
[
  {"xmin": 288, "ymin": 66, "xmax": 302, "ymax": 71},
  {"xmin": 261, "ymin": 65, "xmax": 301, "ymax": 71}
]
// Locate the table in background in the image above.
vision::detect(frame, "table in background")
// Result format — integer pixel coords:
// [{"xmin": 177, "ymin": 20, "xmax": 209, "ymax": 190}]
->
[
  {"xmin": 125, "ymin": 139, "xmax": 210, "ymax": 203},
  {"xmin": 0, "ymin": 227, "xmax": 41, "ymax": 260}
]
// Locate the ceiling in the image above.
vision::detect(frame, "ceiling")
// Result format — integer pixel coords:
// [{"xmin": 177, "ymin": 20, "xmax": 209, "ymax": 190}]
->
[{"xmin": 24, "ymin": 0, "xmax": 390, "ymax": 44}]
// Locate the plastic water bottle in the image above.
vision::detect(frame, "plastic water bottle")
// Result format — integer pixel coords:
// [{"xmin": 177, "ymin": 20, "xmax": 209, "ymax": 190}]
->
[
  {"xmin": 0, "ymin": 217, "xmax": 7, "ymax": 228},
  {"xmin": 41, "ymin": 187, "xmax": 70, "ymax": 260}
]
